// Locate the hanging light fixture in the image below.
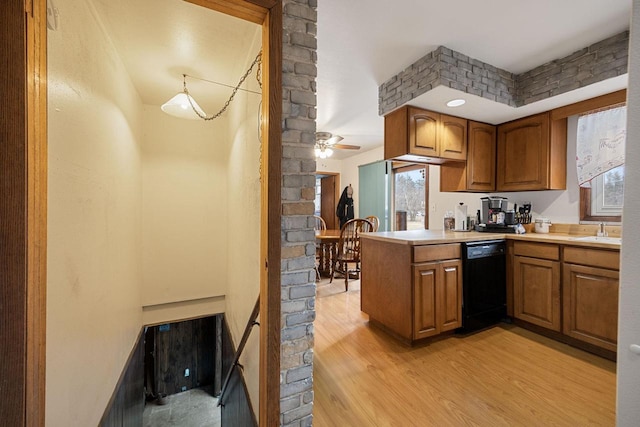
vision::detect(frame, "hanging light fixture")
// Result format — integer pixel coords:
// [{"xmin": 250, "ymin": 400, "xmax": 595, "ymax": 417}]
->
[
  {"xmin": 161, "ymin": 78, "xmax": 207, "ymax": 120},
  {"xmin": 161, "ymin": 52, "xmax": 262, "ymax": 121}
]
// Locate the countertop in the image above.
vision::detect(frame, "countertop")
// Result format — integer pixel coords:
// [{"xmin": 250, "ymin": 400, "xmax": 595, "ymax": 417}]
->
[{"xmin": 359, "ymin": 229, "xmax": 621, "ymax": 249}]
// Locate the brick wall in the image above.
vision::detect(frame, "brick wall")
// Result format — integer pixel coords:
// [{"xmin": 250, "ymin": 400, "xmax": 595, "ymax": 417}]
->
[
  {"xmin": 280, "ymin": 0, "xmax": 317, "ymax": 426},
  {"xmin": 379, "ymin": 31, "xmax": 629, "ymax": 115}
]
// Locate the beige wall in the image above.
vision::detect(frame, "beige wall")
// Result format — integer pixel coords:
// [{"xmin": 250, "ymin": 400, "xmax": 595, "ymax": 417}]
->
[
  {"xmin": 47, "ymin": 0, "xmax": 143, "ymax": 425},
  {"xmin": 224, "ymin": 35, "xmax": 262, "ymax": 415},
  {"xmin": 141, "ymin": 106, "xmax": 229, "ymax": 307}
]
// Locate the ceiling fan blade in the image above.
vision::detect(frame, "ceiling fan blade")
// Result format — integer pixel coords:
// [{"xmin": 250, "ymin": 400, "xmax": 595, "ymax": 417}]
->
[
  {"xmin": 333, "ymin": 143, "xmax": 360, "ymax": 150},
  {"xmin": 325, "ymin": 135, "xmax": 344, "ymax": 145}
]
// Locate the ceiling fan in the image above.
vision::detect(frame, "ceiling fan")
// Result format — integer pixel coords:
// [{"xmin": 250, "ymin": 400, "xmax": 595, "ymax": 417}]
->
[{"xmin": 315, "ymin": 132, "xmax": 361, "ymax": 158}]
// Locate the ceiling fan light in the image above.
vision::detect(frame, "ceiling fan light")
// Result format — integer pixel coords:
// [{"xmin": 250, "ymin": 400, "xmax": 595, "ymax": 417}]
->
[
  {"xmin": 314, "ymin": 147, "xmax": 322, "ymax": 157},
  {"xmin": 325, "ymin": 148, "xmax": 333, "ymax": 157},
  {"xmin": 161, "ymin": 92, "xmax": 207, "ymax": 120}
]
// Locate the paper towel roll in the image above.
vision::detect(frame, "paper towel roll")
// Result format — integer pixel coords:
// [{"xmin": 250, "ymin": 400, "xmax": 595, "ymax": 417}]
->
[{"xmin": 454, "ymin": 204, "xmax": 468, "ymax": 231}]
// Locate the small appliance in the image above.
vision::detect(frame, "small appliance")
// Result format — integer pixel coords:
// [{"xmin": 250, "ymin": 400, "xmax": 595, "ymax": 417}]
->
[{"xmin": 476, "ymin": 196, "xmax": 517, "ymax": 233}]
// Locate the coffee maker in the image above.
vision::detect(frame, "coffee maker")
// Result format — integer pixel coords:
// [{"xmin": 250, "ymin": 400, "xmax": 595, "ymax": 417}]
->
[
  {"xmin": 481, "ymin": 196, "xmax": 507, "ymax": 225},
  {"xmin": 476, "ymin": 196, "xmax": 517, "ymax": 233}
]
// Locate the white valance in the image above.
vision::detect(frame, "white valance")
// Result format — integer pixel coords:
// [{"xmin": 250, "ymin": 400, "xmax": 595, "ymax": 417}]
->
[{"xmin": 576, "ymin": 106, "xmax": 626, "ymax": 187}]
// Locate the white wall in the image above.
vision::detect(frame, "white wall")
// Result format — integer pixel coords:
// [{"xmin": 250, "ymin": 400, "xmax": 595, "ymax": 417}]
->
[
  {"xmin": 224, "ymin": 33, "xmax": 262, "ymax": 415},
  {"xmin": 47, "ymin": 1, "xmax": 143, "ymax": 425},
  {"xmin": 617, "ymin": 0, "xmax": 640, "ymax": 423},
  {"xmin": 141, "ymin": 106, "xmax": 229, "ymax": 307},
  {"xmin": 317, "ymin": 147, "xmax": 384, "ymax": 218}
]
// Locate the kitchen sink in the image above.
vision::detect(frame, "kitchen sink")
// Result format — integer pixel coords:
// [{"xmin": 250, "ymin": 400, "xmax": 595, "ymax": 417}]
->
[{"xmin": 570, "ymin": 236, "xmax": 622, "ymax": 244}]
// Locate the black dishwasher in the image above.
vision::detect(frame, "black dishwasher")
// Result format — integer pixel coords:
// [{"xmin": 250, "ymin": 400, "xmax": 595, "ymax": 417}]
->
[{"xmin": 459, "ymin": 240, "xmax": 506, "ymax": 333}]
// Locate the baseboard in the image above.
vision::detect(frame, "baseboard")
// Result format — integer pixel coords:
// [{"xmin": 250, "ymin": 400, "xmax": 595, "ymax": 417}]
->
[{"xmin": 99, "ymin": 328, "xmax": 145, "ymax": 427}]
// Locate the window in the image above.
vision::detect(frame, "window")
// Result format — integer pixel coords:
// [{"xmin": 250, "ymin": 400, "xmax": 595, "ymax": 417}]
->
[
  {"xmin": 578, "ymin": 105, "xmax": 625, "ymax": 223},
  {"xmin": 393, "ymin": 163, "xmax": 428, "ymax": 230},
  {"xmin": 591, "ymin": 165, "xmax": 624, "ymax": 217}
]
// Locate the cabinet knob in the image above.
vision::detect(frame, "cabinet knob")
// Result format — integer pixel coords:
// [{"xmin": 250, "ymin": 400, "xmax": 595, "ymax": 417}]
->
[{"xmin": 630, "ymin": 344, "xmax": 640, "ymax": 355}]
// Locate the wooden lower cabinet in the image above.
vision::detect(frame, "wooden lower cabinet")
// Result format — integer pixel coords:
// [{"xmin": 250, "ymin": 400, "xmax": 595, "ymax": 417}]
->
[
  {"xmin": 563, "ymin": 263, "xmax": 619, "ymax": 352},
  {"xmin": 513, "ymin": 255, "xmax": 561, "ymax": 332},
  {"xmin": 413, "ymin": 259, "xmax": 462, "ymax": 340}
]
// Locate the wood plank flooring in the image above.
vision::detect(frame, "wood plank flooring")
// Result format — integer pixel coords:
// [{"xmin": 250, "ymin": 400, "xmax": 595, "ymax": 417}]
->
[{"xmin": 313, "ymin": 278, "xmax": 616, "ymax": 426}]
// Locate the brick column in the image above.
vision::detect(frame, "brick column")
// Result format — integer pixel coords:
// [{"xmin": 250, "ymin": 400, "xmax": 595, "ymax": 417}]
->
[{"xmin": 280, "ymin": 0, "xmax": 317, "ymax": 425}]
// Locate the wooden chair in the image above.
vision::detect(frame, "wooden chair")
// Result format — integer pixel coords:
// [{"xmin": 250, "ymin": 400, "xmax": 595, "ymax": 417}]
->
[
  {"xmin": 330, "ymin": 218, "xmax": 374, "ymax": 291},
  {"xmin": 313, "ymin": 215, "xmax": 326, "ymax": 280},
  {"xmin": 314, "ymin": 215, "xmax": 327, "ymax": 231},
  {"xmin": 365, "ymin": 215, "xmax": 380, "ymax": 232}
]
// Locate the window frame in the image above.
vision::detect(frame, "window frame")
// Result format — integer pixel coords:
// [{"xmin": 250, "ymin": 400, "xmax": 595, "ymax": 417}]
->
[
  {"xmin": 391, "ymin": 162, "xmax": 429, "ymax": 230},
  {"xmin": 577, "ymin": 104, "xmax": 626, "ymax": 224}
]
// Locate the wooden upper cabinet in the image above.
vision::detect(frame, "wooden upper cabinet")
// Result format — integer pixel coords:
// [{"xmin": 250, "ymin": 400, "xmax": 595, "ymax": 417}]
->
[
  {"xmin": 440, "ymin": 121, "xmax": 496, "ymax": 192},
  {"xmin": 385, "ymin": 106, "xmax": 467, "ymax": 163},
  {"xmin": 466, "ymin": 121, "xmax": 496, "ymax": 190},
  {"xmin": 409, "ymin": 109, "xmax": 439, "ymax": 157},
  {"xmin": 496, "ymin": 112, "xmax": 567, "ymax": 191},
  {"xmin": 439, "ymin": 114, "xmax": 467, "ymax": 161}
]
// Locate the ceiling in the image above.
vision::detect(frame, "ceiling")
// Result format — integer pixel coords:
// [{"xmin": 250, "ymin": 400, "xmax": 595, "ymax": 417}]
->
[
  {"xmin": 89, "ymin": 0, "xmax": 631, "ymax": 159},
  {"xmin": 91, "ymin": 0, "xmax": 262, "ymax": 116}
]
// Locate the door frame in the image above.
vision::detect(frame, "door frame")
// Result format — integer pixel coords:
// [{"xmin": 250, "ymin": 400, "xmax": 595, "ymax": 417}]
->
[
  {"xmin": 317, "ymin": 171, "xmax": 340, "ymax": 229},
  {"xmin": 4, "ymin": 0, "xmax": 282, "ymax": 425}
]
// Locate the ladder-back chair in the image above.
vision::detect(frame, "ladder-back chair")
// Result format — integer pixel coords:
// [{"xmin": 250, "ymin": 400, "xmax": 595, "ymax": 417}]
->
[{"xmin": 330, "ymin": 218, "xmax": 374, "ymax": 291}]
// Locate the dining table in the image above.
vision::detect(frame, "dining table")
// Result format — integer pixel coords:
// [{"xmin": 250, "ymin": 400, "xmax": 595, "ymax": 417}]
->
[{"xmin": 315, "ymin": 229, "xmax": 341, "ymax": 277}]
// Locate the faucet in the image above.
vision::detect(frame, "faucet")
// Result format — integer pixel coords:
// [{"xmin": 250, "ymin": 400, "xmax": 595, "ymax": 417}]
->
[{"xmin": 597, "ymin": 222, "xmax": 608, "ymax": 237}]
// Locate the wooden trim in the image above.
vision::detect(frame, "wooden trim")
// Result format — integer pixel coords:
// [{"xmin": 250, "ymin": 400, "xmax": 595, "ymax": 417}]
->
[
  {"xmin": 579, "ymin": 187, "xmax": 622, "ymax": 223},
  {"xmin": 261, "ymin": 4, "xmax": 282, "ymax": 427},
  {"xmin": 184, "ymin": 0, "xmax": 267, "ymax": 24},
  {"xmin": 1, "ymin": 0, "xmax": 50, "ymax": 425},
  {"xmin": 551, "ymin": 89, "xmax": 627, "ymax": 120},
  {"xmin": 26, "ymin": 1, "xmax": 48, "ymax": 425}
]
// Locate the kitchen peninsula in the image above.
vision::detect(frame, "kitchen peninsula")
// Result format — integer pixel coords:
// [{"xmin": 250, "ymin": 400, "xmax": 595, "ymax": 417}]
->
[{"xmin": 360, "ymin": 228, "xmax": 621, "ymax": 359}]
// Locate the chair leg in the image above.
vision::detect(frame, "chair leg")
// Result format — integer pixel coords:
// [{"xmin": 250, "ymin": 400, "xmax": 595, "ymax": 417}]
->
[
  {"xmin": 344, "ymin": 263, "xmax": 349, "ymax": 292},
  {"xmin": 329, "ymin": 260, "xmax": 335, "ymax": 283}
]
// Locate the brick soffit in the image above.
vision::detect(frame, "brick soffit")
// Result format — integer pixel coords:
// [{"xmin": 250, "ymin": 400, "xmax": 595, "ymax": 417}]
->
[{"xmin": 378, "ymin": 31, "xmax": 629, "ymax": 116}]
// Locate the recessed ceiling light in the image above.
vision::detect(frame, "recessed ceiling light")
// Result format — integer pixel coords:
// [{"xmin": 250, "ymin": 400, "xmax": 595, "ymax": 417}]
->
[{"xmin": 446, "ymin": 99, "xmax": 466, "ymax": 107}]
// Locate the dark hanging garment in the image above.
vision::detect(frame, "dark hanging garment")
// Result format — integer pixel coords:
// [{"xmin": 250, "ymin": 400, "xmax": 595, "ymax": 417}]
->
[{"xmin": 336, "ymin": 185, "xmax": 354, "ymax": 228}]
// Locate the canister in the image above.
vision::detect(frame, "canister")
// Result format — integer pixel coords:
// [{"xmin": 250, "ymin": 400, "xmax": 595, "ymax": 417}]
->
[{"xmin": 534, "ymin": 218, "xmax": 552, "ymax": 233}]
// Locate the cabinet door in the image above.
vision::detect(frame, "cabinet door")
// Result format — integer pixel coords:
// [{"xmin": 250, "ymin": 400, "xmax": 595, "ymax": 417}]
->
[
  {"xmin": 497, "ymin": 113, "xmax": 550, "ymax": 191},
  {"xmin": 439, "ymin": 114, "xmax": 467, "ymax": 160},
  {"xmin": 513, "ymin": 255, "xmax": 561, "ymax": 331},
  {"xmin": 413, "ymin": 262, "xmax": 439, "ymax": 340},
  {"xmin": 563, "ymin": 264, "xmax": 619, "ymax": 352},
  {"xmin": 466, "ymin": 121, "xmax": 496, "ymax": 191},
  {"xmin": 408, "ymin": 108, "xmax": 439, "ymax": 157},
  {"xmin": 439, "ymin": 259, "xmax": 463, "ymax": 331}
]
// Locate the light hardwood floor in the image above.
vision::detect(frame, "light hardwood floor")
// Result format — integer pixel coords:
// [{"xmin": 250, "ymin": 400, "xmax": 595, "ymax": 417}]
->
[{"xmin": 314, "ymin": 278, "xmax": 616, "ymax": 426}]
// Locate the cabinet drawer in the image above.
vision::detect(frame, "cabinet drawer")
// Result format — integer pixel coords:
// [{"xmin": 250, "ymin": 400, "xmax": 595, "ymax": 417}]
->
[
  {"xmin": 564, "ymin": 246, "xmax": 620, "ymax": 270},
  {"xmin": 513, "ymin": 241, "xmax": 559, "ymax": 260},
  {"xmin": 414, "ymin": 244, "xmax": 461, "ymax": 263}
]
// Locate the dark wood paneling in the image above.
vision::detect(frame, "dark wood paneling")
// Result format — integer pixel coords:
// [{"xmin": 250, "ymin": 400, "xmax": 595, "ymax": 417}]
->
[
  {"xmin": 220, "ymin": 316, "xmax": 257, "ymax": 427},
  {"xmin": 99, "ymin": 330, "xmax": 145, "ymax": 427},
  {"xmin": 155, "ymin": 316, "xmax": 217, "ymax": 395},
  {"xmin": 1, "ymin": 1, "xmax": 28, "ymax": 425}
]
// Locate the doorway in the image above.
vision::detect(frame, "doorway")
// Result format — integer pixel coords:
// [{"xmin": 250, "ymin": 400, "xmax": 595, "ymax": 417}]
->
[
  {"xmin": 316, "ymin": 172, "xmax": 340, "ymax": 229},
  {"xmin": 4, "ymin": 0, "xmax": 282, "ymax": 425}
]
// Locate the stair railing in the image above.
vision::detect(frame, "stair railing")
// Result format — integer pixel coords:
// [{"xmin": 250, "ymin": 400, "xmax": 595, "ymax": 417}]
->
[{"xmin": 218, "ymin": 296, "xmax": 260, "ymax": 407}]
